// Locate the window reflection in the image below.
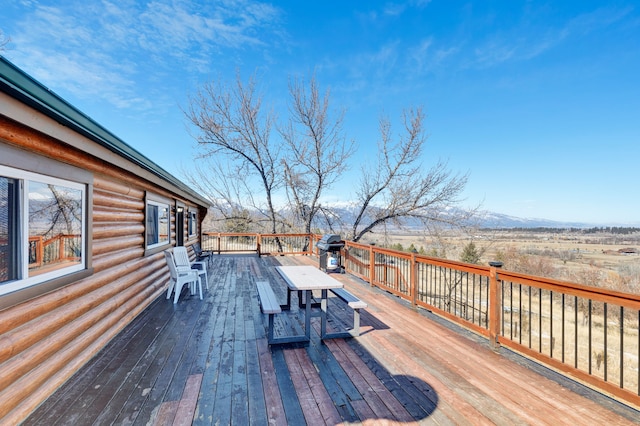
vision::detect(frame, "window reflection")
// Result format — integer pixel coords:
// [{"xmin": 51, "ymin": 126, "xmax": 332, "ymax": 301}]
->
[
  {"xmin": 159, "ymin": 206, "xmax": 169, "ymax": 243},
  {"xmin": 28, "ymin": 181, "xmax": 83, "ymax": 276}
]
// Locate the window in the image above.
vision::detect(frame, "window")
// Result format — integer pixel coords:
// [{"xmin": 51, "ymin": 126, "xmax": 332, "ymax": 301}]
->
[
  {"xmin": 146, "ymin": 198, "xmax": 170, "ymax": 249},
  {"xmin": 188, "ymin": 210, "xmax": 197, "ymax": 238},
  {"xmin": 0, "ymin": 165, "xmax": 86, "ymax": 296}
]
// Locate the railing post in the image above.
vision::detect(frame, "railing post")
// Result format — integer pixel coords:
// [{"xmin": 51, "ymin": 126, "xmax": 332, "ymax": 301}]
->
[
  {"xmin": 488, "ymin": 264, "xmax": 502, "ymax": 350},
  {"xmin": 369, "ymin": 245, "xmax": 375, "ymax": 287},
  {"xmin": 59, "ymin": 236, "xmax": 65, "ymax": 261},
  {"xmin": 410, "ymin": 251, "xmax": 417, "ymax": 308},
  {"xmin": 343, "ymin": 245, "xmax": 349, "ymax": 274},
  {"xmin": 257, "ymin": 234, "xmax": 262, "ymax": 256},
  {"xmin": 37, "ymin": 236, "xmax": 44, "ymax": 266},
  {"xmin": 217, "ymin": 233, "xmax": 221, "ymax": 255}
]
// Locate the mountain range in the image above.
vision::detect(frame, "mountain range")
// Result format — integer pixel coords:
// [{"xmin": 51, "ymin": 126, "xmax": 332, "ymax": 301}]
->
[
  {"xmin": 213, "ymin": 199, "xmax": 637, "ymax": 230},
  {"xmin": 323, "ymin": 204, "xmax": 637, "ymax": 230},
  {"xmin": 471, "ymin": 211, "xmax": 622, "ymax": 229}
]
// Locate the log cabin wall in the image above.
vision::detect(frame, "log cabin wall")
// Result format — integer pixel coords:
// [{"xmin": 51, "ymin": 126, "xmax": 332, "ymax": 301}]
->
[{"xmin": 0, "ymin": 96, "xmax": 207, "ymax": 422}]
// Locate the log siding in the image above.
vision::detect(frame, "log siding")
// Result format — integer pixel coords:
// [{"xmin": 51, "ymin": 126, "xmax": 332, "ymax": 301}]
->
[{"xmin": 0, "ymin": 61, "xmax": 208, "ymax": 424}]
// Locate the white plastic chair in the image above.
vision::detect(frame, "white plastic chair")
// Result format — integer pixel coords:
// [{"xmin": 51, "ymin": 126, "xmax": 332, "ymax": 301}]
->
[
  {"xmin": 173, "ymin": 246, "xmax": 209, "ymax": 291},
  {"xmin": 164, "ymin": 250, "xmax": 202, "ymax": 304}
]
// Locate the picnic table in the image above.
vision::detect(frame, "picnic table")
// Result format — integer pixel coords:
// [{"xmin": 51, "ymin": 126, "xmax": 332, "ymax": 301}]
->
[{"xmin": 275, "ymin": 265, "xmax": 345, "ymax": 343}]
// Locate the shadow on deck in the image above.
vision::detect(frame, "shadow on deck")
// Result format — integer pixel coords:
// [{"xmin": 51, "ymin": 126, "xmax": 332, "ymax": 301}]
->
[{"xmin": 25, "ymin": 254, "xmax": 640, "ymax": 425}]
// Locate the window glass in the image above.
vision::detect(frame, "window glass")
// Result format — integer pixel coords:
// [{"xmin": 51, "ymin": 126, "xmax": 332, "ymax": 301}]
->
[
  {"xmin": 146, "ymin": 199, "xmax": 169, "ymax": 248},
  {"xmin": 0, "ymin": 177, "xmax": 19, "ymax": 282},
  {"xmin": 146, "ymin": 204, "xmax": 159, "ymax": 246},
  {"xmin": 28, "ymin": 181, "xmax": 83, "ymax": 277},
  {"xmin": 188, "ymin": 211, "xmax": 197, "ymax": 237}
]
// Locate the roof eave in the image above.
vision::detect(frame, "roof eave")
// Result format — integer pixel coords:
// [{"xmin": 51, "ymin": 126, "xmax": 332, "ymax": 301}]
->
[{"xmin": 0, "ymin": 55, "xmax": 210, "ymax": 208}]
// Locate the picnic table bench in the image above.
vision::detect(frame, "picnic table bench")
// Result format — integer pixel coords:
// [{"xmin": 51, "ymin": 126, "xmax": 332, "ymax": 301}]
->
[
  {"xmin": 256, "ymin": 267, "xmax": 367, "ymax": 345},
  {"xmin": 330, "ymin": 287, "xmax": 367, "ymax": 337},
  {"xmin": 256, "ymin": 281, "xmax": 282, "ymax": 344}
]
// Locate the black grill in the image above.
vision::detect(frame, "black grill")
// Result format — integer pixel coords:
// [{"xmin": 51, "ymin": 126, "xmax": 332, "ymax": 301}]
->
[
  {"xmin": 316, "ymin": 234, "xmax": 344, "ymax": 251},
  {"xmin": 316, "ymin": 234, "xmax": 345, "ymax": 273}
]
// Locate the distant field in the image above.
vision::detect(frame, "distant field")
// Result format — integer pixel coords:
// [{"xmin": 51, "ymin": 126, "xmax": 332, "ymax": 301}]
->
[{"xmin": 368, "ymin": 229, "xmax": 640, "ymax": 276}]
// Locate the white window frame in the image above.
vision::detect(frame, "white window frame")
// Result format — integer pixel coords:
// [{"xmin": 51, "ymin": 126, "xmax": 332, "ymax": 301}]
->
[
  {"xmin": 0, "ymin": 165, "xmax": 87, "ymax": 296},
  {"xmin": 145, "ymin": 196, "xmax": 171, "ymax": 250}
]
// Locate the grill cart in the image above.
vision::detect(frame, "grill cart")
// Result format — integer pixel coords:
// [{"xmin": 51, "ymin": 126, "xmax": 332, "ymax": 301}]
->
[{"xmin": 316, "ymin": 234, "xmax": 345, "ymax": 273}]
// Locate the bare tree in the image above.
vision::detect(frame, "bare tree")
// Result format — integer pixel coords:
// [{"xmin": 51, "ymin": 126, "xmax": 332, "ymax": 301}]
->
[
  {"xmin": 349, "ymin": 107, "xmax": 469, "ymax": 242},
  {"xmin": 184, "ymin": 73, "xmax": 282, "ymax": 234},
  {"xmin": 279, "ymin": 74, "xmax": 355, "ymax": 234},
  {"xmin": 28, "ymin": 183, "xmax": 83, "ymax": 266},
  {"xmin": 179, "ymin": 160, "xmax": 272, "ymax": 232},
  {"xmin": 184, "ymin": 74, "xmax": 472, "ymax": 240}
]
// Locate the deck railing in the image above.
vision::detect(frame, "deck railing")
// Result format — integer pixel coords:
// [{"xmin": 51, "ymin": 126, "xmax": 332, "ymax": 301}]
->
[
  {"xmin": 28, "ymin": 234, "xmax": 81, "ymax": 269},
  {"xmin": 202, "ymin": 233, "xmax": 315, "ymax": 255},
  {"xmin": 496, "ymin": 270, "xmax": 640, "ymax": 407},
  {"xmin": 201, "ymin": 232, "xmax": 640, "ymax": 408}
]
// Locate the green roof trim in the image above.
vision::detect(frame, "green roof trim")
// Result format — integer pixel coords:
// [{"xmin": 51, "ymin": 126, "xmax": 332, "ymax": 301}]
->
[{"xmin": 0, "ymin": 55, "xmax": 209, "ymax": 207}]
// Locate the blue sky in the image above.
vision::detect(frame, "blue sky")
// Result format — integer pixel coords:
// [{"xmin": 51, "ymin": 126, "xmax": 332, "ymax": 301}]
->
[{"xmin": 2, "ymin": 1, "xmax": 639, "ymax": 225}]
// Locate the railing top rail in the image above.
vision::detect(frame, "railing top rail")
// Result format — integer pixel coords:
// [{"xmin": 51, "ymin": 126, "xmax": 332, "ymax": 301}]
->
[
  {"xmin": 205, "ymin": 231, "xmax": 640, "ymax": 306},
  {"xmin": 344, "ymin": 240, "xmax": 491, "ymax": 275},
  {"xmin": 259, "ymin": 233, "xmax": 311, "ymax": 238},
  {"xmin": 343, "ymin": 240, "xmax": 369, "ymax": 250},
  {"xmin": 497, "ymin": 268, "xmax": 640, "ymax": 308},
  {"xmin": 414, "ymin": 253, "xmax": 491, "ymax": 275},
  {"xmin": 203, "ymin": 232, "xmax": 312, "ymax": 238},
  {"xmin": 203, "ymin": 232, "xmax": 259, "ymax": 237}
]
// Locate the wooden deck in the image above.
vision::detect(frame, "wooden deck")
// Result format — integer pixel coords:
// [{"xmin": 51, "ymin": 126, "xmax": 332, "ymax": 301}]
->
[{"xmin": 25, "ymin": 254, "xmax": 640, "ymax": 425}]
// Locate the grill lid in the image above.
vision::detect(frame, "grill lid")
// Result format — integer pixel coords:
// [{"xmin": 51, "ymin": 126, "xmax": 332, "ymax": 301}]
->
[
  {"xmin": 316, "ymin": 234, "xmax": 344, "ymax": 251},
  {"xmin": 319, "ymin": 234, "xmax": 342, "ymax": 244}
]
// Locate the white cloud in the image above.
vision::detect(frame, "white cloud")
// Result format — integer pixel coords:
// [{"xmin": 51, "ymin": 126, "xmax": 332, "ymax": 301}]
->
[
  {"xmin": 339, "ymin": 41, "xmax": 401, "ymax": 98},
  {"xmin": 7, "ymin": 0, "xmax": 284, "ymax": 111},
  {"xmin": 383, "ymin": 0, "xmax": 432, "ymax": 17},
  {"xmin": 471, "ymin": 6, "xmax": 634, "ymax": 68},
  {"xmin": 566, "ymin": 6, "xmax": 634, "ymax": 36},
  {"xmin": 408, "ymin": 38, "xmax": 459, "ymax": 73},
  {"xmin": 474, "ymin": 40, "xmax": 517, "ymax": 67}
]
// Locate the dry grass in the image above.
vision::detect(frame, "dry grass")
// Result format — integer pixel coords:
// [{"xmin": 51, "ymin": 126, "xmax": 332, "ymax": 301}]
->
[
  {"xmin": 501, "ymin": 289, "xmax": 639, "ymax": 392},
  {"xmin": 372, "ymin": 229, "xmax": 640, "ymax": 291}
]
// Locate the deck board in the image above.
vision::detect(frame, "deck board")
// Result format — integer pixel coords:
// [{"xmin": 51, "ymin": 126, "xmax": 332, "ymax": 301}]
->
[
  {"xmin": 256, "ymin": 337, "xmax": 287, "ymax": 425},
  {"xmin": 23, "ymin": 297, "xmax": 172, "ymax": 425},
  {"xmin": 271, "ymin": 346, "xmax": 306, "ymax": 424},
  {"xmin": 192, "ymin": 276, "xmax": 228, "ymax": 424},
  {"xmin": 25, "ymin": 253, "xmax": 640, "ymax": 425},
  {"xmin": 173, "ymin": 374, "xmax": 203, "ymax": 426}
]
